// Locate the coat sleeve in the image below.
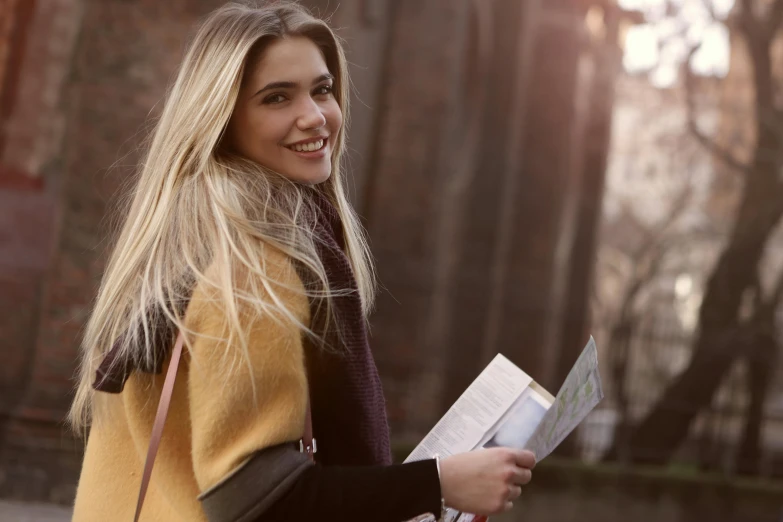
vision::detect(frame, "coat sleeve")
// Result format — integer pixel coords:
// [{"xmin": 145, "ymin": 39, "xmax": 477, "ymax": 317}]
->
[
  {"xmin": 185, "ymin": 254, "xmax": 312, "ymax": 498},
  {"xmin": 185, "ymin": 255, "xmax": 444, "ymax": 522}
]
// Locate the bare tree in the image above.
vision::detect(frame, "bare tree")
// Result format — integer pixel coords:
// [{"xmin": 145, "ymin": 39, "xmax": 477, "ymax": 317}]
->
[
  {"xmin": 625, "ymin": 0, "xmax": 783, "ymax": 465},
  {"xmin": 735, "ymin": 269, "xmax": 783, "ymax": 475},
  {"xmin": 603, "ymin": 181, "xmax": 695, "ymax": 461}
]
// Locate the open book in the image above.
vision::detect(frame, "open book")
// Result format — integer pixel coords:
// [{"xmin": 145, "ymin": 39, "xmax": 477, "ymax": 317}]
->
[{"xmin": 405, "ymin": 337, "xmax": 603, "ymax": 522}]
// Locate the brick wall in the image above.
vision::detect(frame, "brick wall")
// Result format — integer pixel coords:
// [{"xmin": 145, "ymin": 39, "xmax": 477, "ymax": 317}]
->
[
  {"xmin": 0, "ymin": 0, "xmax": 229, "ymax": 502},
  {"xmin": 2, "ymin": 0, "xmax": 80, "ymax": 180},
  {"xmin": 13, "ymin": 0, "xmax": 224, "ymax": 431},
  {"xmin": 0, "ymin": 0, "xmax": 84, "ymax": 503},
  {"xmin": 0, "ymin": 0, "xmax": 19, "ymax": 116},
  {"xmin": 0, "ymin": 0, "xmax": 80, "ymax": 428}
]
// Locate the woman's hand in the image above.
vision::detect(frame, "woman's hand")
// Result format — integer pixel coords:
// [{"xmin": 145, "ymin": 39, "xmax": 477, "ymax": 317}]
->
[{"xmin": 438, "ymin": 447, "xmax": 536, "ymax": 516}]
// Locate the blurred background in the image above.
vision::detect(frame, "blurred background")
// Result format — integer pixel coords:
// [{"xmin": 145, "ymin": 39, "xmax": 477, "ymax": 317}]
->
[{"xmin": 1, "ymin": 0, "xmax": 783, "ymax": 520}]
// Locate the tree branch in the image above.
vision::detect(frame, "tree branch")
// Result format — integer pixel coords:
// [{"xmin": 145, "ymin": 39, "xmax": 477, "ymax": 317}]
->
[
  {"xmin": 683, "ymin": 46, "xmax": 753, "ymax": 174},
  {"xmin": 737, "ymin": 0, "xmax": 761, "ymax": 39},
  {"xmin": 686, "ymin": 120, "xmax": 752, "ymax": 173}
]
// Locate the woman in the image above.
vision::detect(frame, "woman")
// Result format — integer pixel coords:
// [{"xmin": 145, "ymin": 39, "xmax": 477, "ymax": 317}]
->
[{"xmin": 69, "ymin": 2, "xmax": 536, "ymax": 521}]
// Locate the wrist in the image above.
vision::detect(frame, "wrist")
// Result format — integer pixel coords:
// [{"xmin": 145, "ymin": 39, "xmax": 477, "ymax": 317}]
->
[{"xmin": 435, "ymin": 455, "xmax": 455, "ymax": 508}]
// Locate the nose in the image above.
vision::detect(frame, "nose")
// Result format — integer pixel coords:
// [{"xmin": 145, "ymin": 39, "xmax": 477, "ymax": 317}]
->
[{"xmin": 296, "ymin": 97, "xmax": 327, "ymax": 131}]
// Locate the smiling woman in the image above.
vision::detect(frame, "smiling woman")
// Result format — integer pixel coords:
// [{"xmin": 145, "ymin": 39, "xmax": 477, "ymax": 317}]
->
[
  {"xmin": 226, "ymin": 37, "xmax": 342, "ymax": 184},
  {"xmin": 68, "ymin": 2, "xmax": 536, "ymax": 522}
]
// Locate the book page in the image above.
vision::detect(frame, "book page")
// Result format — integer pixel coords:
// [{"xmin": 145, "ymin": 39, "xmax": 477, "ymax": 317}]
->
[{"xmin": 405, "ymin": 354, "xmax": 533, "ymax": 463}]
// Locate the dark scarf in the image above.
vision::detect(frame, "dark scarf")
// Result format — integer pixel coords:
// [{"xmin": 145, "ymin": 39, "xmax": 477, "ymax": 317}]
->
[{"xmin": 93, "ymin": 194, "xmax": 392, "ymax": 467}]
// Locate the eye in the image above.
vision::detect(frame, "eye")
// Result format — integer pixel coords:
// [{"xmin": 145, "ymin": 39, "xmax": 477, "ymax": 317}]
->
[
  {"xmin": 262, "ymin": 93, "xmax": 287, "ymax": 105},
  {"xmin": 313, "ymin": 84, "xmax": 333, "ymax": 97}
]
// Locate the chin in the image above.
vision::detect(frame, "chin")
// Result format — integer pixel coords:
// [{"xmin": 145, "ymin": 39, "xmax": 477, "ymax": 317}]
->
[{"xmin": 295, "ymin": 170, "xmax": 332, "ymax": 186}]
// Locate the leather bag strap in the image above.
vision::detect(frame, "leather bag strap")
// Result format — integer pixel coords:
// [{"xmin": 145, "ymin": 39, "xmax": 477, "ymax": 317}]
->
[{"xmin": 133, "ymin": 331, "xmax": 185, "ymax": 522}]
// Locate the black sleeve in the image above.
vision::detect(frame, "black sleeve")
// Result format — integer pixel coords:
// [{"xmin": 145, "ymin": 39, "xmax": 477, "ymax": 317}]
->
[{"xmin": 259, "ymin": 459, "xmax": 443, "ymax": 522}]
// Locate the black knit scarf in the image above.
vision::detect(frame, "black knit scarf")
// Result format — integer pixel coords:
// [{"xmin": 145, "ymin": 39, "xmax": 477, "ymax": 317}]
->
[{"xmin": 93, "ymin": 194, "xmax": 392, "ymax": 467}]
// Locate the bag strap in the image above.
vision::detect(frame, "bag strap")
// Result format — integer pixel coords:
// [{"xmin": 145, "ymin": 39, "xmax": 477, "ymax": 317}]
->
[
  {"xmin": 133, "ymin": 331, "xmax": 185, "ymax": 522},
  {"xmin": 132, "ymin": 331, "xmax": 315, "ymax": 521}
]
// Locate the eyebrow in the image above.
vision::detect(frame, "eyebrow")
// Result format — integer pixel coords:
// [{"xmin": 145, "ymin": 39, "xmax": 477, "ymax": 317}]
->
[{"xmin": 252, "ymin": 73, "xmax": 334, "ymax": 98}]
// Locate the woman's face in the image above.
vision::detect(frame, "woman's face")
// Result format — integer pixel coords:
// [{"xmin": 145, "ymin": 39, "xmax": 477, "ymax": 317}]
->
[{"xmin": 226, "ymin": 36, "xmax": 342, "ymax": 185}]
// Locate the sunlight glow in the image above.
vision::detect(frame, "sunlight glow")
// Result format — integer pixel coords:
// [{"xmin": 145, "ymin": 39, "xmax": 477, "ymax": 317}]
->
[
  {"xmin": 623, "ymin": 24, "xmax": 659, "ymax": 71},
  {"xmin": 618, "ymin": 0, "xmax": 735, "ymax": 87},
  {"xmin": 691, "ymin": 23, "xmax": 730, "ymax": 76}
]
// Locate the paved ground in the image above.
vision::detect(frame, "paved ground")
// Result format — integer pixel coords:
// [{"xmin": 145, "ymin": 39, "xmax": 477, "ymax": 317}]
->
[{"xmin": 0, "ymin": 500, "xmax": 72, "ymax": 521}]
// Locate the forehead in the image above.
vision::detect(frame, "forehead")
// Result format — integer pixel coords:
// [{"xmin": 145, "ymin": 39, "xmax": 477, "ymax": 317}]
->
[{"xmin": 247, "ymin": 36, "xmax": 329, "ymax": 85}]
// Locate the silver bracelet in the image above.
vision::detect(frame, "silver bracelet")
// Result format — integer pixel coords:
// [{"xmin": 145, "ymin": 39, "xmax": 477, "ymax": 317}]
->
[{"xmin": 433, "ymin": 454, "xmax": 446, "ymax": 522}]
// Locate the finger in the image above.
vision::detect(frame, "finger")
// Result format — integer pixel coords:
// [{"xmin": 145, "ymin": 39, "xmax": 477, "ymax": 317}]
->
[
  {"xmin": 514, "ymin": 449, "xmax": 537, "ymax": 469},
  {"xmin": 512, "ymin": 467, "xmax": 532, "ymax": 485},
  {"xmin": 508, "ymin": 485, "xmax": 522, "ymax": 500},
  {"xmin": 503, "ymin": 500, "xmax": 514, "ymax": 513}
]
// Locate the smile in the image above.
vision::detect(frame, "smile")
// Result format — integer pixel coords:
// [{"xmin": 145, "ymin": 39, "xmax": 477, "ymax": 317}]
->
[{"xmin": 287, "ymin": 138, "xmax": 326, "ymax": 153}]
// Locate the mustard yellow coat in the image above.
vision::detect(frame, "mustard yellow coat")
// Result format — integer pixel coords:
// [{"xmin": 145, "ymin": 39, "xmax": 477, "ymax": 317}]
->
[{"xmin": 72, "ymin": 250, "xmax": 311, "ymax": 521}]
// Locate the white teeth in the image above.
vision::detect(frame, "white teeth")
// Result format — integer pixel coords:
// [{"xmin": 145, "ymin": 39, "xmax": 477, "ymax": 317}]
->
[{"xmin": 291, "ymin": 139, "xmax": 324, "ymax": 152}]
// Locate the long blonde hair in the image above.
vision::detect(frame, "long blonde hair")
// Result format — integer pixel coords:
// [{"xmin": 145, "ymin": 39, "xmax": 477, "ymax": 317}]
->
[{"xmin": 69, "ymin": 1, "xmax": 375, "ymax": 431}]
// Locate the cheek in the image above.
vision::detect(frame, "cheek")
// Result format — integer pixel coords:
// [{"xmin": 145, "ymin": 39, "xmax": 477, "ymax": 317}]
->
[
  {"xmin": 252, "ymin": 114, "xmax": 288, "ymax": 149},
  {"xmin": 325, "ymin": 101, "xmax": 343, "ymax": 133}
]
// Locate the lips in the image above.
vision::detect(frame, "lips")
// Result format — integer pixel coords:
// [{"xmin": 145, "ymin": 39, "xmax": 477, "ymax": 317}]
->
[{"xmin": 285, "ymin": 136, "xmax": 328, "ymax": 153}]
